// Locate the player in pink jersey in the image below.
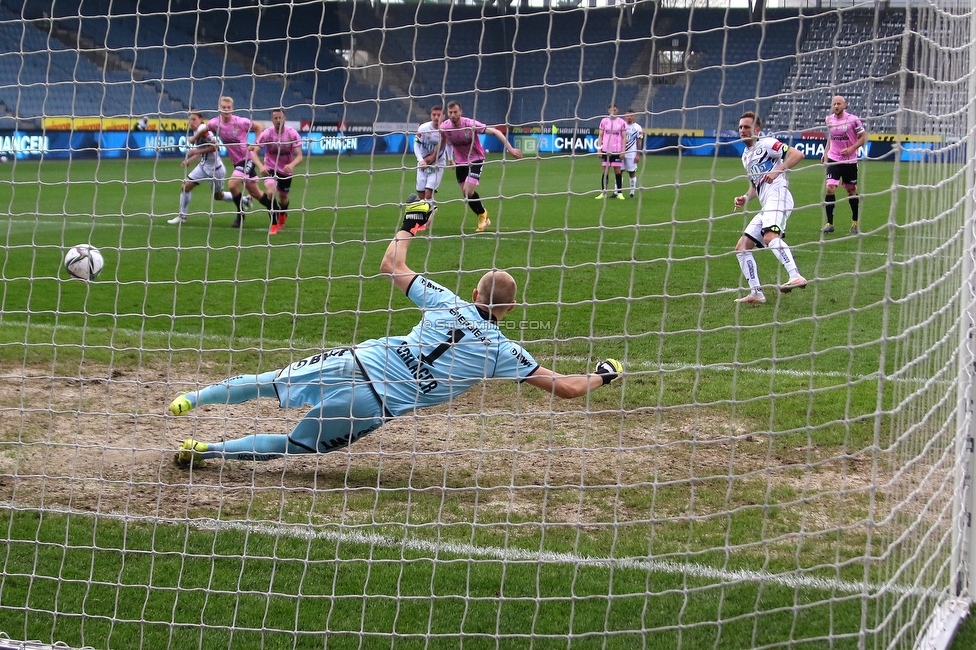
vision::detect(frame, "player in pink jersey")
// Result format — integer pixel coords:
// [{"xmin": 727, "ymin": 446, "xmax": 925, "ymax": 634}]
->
[
  {"xmin": 821, "ymin": 96, "xmax": 867, "ymax": 235},
  {"xmin": 595, "ymin": 104, "xmax": 628, "ymax": 200},
  {"xmin": 209, "ymin": 96, "xmax": 273, "ymax": 229},
  {"xmin": 250, "ymin": 108, "xmax": 303, "ymax": 235},
  {"xmin": 436, "ymin": 100, "xmax": 522, "ymax": 233}
]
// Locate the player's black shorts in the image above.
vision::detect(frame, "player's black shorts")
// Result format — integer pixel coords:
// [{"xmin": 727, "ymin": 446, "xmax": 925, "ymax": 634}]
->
[
  {"xmin": 233, "ymin": 159, "xmax": 258, "ymax": 178},
  {"xmin": 601, "ymin": 153, "xmax": 622, "ymax": 166},
  {"xmin": 455, "ymin": 162, "xmax": 484, "ymax": 185},
  {"xmin": 269, "ymin": 171, "xmax": 293, "ymax": 193},
  {"xmin": 825, "ymin": 159, "xmax": 858, "ymax": 186}
]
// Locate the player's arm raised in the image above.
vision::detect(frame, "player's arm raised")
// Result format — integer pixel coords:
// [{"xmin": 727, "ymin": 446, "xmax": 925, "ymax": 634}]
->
[
  {"xmin": 380, "ymin": 202, "xmax": 436, "ymax": 294},
  {"xmin": 524, "ymin": 360, "xmax": 622, "ymax": 399}
]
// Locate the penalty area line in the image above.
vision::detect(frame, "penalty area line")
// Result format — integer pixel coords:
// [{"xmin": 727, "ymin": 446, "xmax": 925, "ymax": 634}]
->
[
  {"xmin": 191, "ymin": 517, "xmax": 935, "ymax": 598},
  {"xmin": 0, "ymin": 503, "xmax": 931, "ymax": 599}
]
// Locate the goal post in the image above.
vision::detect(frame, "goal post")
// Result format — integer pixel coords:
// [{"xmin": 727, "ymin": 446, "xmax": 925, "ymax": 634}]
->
[{"xmin": 0, "ymin": 0, "xmax": 975, "ymax": 648}]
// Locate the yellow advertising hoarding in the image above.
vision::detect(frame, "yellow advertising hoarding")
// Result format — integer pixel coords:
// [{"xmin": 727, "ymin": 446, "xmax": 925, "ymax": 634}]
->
[{"xmin": 42, "ymin": 117, "xmax": 190, "ymax": 131}]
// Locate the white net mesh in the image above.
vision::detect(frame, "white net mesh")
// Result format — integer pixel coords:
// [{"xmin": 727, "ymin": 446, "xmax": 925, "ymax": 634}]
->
[{"xmin": 0, "ymin": 1, "xmax": 974, "ymax": 648}]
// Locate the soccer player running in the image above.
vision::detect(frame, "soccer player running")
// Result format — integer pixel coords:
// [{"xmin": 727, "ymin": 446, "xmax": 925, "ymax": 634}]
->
[
  {"xmin": 168, "ymin": 112, "xmax": 230, "ymax": 225},
  {"xmin": 209, "ymin": 96, "xmax": 272, "ymax": 229},
  {"xmin": 595, "ymin": 104, "xmax": 627, "ymax": 200},
  {"xmin": 436, "ymin": 100, "xmax": 522, "ymax": 233},
  {"xmin": 732, "ymin": 111, "xmax": 807, "ymax": 305},
  {"xmin": 412, "ymin": 105, "xmax": 451, "ymax": 204},
  {"xmin": 821, "ymin": 95, "xmax": 867, "ymax": 234},
  {"xmin": 250, "ymin": 108, "xmax": 303, "ymax": 235},
  {"xmin": 169, "ymin": 201, "xmax": 622, "ymax": 467},
  {"xmin": 623, "ymin": 109, "xmax": 644, "ymax": 198}
]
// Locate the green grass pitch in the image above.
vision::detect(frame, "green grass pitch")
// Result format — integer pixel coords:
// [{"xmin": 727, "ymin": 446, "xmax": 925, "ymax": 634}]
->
[{"xmin": 0, "ymin": 152, "xmax": 953, "ymax": 648}]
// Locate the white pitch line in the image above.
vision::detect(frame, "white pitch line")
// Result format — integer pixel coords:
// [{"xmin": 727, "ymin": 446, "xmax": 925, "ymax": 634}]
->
[
  {"xmin": 197, "ymin": 518, "xmax": 932, "ymax": 597},
  {"xmin": 0, "ymin": 503, "xmax": 934, "ymax": 598}
]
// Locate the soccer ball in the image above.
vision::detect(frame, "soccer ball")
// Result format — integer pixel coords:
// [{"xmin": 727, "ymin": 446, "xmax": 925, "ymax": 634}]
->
[{"xmin": 64, "ymin": 244, "xmax": 104, "ymax": 280}]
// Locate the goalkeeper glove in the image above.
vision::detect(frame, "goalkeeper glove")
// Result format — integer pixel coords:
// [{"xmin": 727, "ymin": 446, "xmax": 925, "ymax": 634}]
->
[
  {"xmin": 400, "ymin": 200, "xmax": 435, "ymax": 235},
  {"xmin": 595, "ymin": 359, "xmax": 622, "ymax": 385}
]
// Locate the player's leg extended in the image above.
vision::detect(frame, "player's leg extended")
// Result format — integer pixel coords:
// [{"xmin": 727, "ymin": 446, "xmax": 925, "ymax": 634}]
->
[
  {"xmin": 188, "ymin": 383, "xmax": 385, "ymax": 462},
  {"xmin": 170, "ymin": 370, "xmax": 280, "ymax": 416},
  {"xmin": 249, "ymin": 178, "xmax": 273, "ymax": 210}
]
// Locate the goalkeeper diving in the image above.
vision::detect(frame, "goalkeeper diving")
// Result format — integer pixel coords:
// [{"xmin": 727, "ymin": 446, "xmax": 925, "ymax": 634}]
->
[{"xmin": 170, "ymin": 200, "xmax": 623, "ymax": 467}]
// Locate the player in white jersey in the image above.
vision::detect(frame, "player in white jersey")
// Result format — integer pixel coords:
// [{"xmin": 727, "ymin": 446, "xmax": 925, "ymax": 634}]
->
[
  {"xmin": 168, "ymin": 201, "xmax": 623, "ymax": 467},
  {"xmin": 167, "ymin": 112, "xmax": 231, "ymax": 225},
  {"xmin": 622, "ymin": 109, "xmax": 644, "ymax": 198},
  {"xmin": 413, "ymin": 105, "xmax": 451, "ymax": 203},
  {"xmin": 731, "ymin": 112, "xmax": 807, "ymax": 305}
]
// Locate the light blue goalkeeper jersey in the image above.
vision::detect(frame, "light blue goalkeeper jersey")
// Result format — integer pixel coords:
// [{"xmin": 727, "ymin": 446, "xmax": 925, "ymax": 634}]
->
[{"xmin": 352, "ymin": 275, "xmax": 540, "ymax": 416}]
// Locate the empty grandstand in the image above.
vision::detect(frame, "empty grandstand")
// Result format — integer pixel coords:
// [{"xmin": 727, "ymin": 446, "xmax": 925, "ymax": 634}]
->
[{"xmin": 1, "ymin": 0, "xmax": 907, "ymax": 133}]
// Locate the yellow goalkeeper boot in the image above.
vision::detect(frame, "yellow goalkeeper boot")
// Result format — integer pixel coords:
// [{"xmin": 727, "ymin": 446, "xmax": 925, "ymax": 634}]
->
[
  {"xmin": 174, "ymin": 439, "xmax": 209, "ymax": 468},
  {"xmin": 169, "ymin": 393, "xmax": 194, "ymax": 416}
]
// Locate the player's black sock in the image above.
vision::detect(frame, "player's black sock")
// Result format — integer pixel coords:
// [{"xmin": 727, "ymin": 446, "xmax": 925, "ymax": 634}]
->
[
  {"xmin": 825, "ymin": 194, "xmax": 836, "ymax": 223},
  {"xmin": 269, "ymin": 198, "xmax": 280, "ymax": 224},
  {"xmin": 232, "ymin": 194, "xmax": 243, "ymax": 216},
  {"xmin": 850, "ymin": 196, "xmax": 859, "ymax": 222},
  {"xmin": 615, "ymin": 174, "xmax": 623, "ymax": 193},
  {"xmin": 258, "ymin": 194, "xmax": 273, "ymax": 209},
  {"xmin": 469, "ymin": 192, "xmax": 485, "ymax": 216}
]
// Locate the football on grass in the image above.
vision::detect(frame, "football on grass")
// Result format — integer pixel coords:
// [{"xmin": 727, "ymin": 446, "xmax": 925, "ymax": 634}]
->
[{"xmin": 64, "ymin": 244, "xmax": 104, "ymax": 280}]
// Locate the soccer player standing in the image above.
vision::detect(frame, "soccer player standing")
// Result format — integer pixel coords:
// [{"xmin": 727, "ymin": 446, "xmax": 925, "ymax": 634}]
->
[
  {"xmin": 595, "ymin": 104, "xmax": 627, "ymax": 200},
  {"xmin": 167, "ymin": 112, "xmax": 228, "ymax": 225},
  {"xmin": 732, "ymin": 112, "xmax": 807, "ymax": 304},
  {"xmin": 413, "ymin": 105, "xmax": 451, "ymax": 203},
  {"xmin": 821, "ymin": 95, "xmax": 867, "ymax": 234},
  {"xmin": 208, "ymin": 96, "xmax": 273, "ymax": 229},
  {"xmin": 437, "ymin": 100, "xmax": 522, "ymax": 233},
  {"xmin": 250, "ymin": 108, "xmax": 303, "ymax": 235},
  {"xmin": 623, "ymin": 109, "xmax": 644, "ymax": 198}
]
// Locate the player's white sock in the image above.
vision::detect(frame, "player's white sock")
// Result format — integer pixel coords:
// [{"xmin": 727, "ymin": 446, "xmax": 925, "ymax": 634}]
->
[
  {"xmin": 221, "ymin": 192, "xmax": 234, "ymax": 202},
  {"xmin": 767, "ymin": 237, "xmax": 799, "ymax": 277},
  {"xmin": 630, "ymin": 177, "xmax": 637, "ymax": 191},
  {"xmin": 179, "ymin": 191, "xmax": 191, "ymax": 216},
  {"xmin": 736, "ymin": 250, "xmax": 762, "ymax": 292}
]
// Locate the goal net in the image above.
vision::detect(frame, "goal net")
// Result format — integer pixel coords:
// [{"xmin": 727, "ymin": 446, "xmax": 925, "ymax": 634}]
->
[{"xmin": 1, "ymin": 0, "xmax": 974, "ymax": 648}]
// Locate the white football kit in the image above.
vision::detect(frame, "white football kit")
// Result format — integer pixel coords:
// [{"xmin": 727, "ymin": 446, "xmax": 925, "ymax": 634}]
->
[
  {"xmin": 186, "ymin": 124, "xmax": 226, "ymax": 193},
  {"xmin": 741, "ymin": 136, "xmax": 795, "ymax": 242},
  {"xmin": 623, "ymin": 122, "xmax": 643, "ymax": 172},
  {"xmin": 414, "ymin": 121, "xmax": 450, "ymax": 193}
]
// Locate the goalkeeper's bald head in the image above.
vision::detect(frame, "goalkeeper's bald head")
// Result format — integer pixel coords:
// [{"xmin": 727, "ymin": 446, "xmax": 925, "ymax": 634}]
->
[{"xmin": 474, "ymin": 271, "xmax": 517, "ymax": 318}]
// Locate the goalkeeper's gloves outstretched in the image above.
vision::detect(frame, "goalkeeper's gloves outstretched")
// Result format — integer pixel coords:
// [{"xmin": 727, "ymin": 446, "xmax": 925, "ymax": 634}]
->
[
  {"xmin": 595, "ymin": 358, "xmax": 622, "ymax": 385},
  {"xmin": 401, "ymin": 200, "xmax": 436, "ymax": 235}
]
